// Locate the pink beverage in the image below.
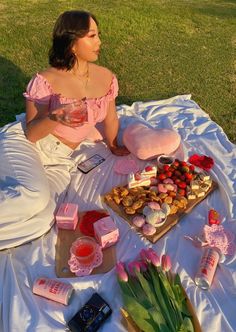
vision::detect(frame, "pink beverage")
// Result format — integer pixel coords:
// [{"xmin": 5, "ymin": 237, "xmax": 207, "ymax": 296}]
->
[
  {"xmin": 70, "ymin": 236, "xmax": 97, "ymax": 266},
  {"xmin": 194, "ymin": 247, "xmax": 220, "ymax": 290},
  {"xmin": 33, "ymin": 277, "xmax": 74, "ymax": 305},
  {"xmin": 64, "ymin": 100, "xmax": 88, "ymax": 124}
]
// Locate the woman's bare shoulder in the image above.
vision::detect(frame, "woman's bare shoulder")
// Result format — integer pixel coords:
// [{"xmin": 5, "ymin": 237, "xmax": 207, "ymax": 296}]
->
[
  {"xmin": 39, "ymin": 67, "xmax": 63, "ymax": 80},
  {"xmin": 90, "ymin": 64, "xmax": 114, "ymax": 82}
]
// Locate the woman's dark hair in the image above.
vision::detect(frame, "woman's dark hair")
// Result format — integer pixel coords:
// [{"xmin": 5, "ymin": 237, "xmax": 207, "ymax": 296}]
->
[{"xmin": 49, "ymin": 10, "xmax": 98, "ymax": 70}]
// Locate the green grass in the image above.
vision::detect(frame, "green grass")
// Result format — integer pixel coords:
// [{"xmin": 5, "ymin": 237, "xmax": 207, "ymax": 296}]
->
[{"xmin": 0, "ymin": 0, "xmax": 235, "ymax": 142}]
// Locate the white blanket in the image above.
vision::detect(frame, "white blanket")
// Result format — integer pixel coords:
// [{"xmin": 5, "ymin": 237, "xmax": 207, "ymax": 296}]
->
[{"xmin": 0, "ymin": 95, "xmax": 236, "ymax": 332}]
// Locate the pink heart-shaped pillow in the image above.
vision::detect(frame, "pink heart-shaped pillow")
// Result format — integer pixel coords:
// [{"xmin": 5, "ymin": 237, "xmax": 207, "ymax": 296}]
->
[{"xmin": 122, "ymin": 123, "xmax": 181, "ymax": 160}]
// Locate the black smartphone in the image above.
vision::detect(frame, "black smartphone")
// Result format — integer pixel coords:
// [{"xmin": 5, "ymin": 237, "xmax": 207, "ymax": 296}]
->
[
  {"xmin": 77, "ymin": 154, "xmax": 105, "ymax": 174},
  {"xmin": 67, "ymin": 293, "xmax": 112, "ymax": 332}
]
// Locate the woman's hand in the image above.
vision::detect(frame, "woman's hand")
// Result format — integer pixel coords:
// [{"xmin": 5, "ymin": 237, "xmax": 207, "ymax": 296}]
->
[{"xmin": 109, "ymin": 145, "xmax": 130, "ymax": 156}]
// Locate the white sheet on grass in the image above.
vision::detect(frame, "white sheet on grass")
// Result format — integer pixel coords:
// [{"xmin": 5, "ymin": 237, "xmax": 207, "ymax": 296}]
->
[{"xmin": 0, "ymin": 95, "xmax": 236, "ymax": 332}]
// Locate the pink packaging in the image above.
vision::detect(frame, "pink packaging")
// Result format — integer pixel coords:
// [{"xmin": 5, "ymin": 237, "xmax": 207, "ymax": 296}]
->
[
  {"xmin": 55, "ymin": 203, "xmax": 78, "ymax": 230},
  {"xmin": 33, "ymin": 277, "xmax": 74, "ymax": 305},
  {"xmin": 93, "ymin": 216, "xmax": 119, "ymax": 248}
]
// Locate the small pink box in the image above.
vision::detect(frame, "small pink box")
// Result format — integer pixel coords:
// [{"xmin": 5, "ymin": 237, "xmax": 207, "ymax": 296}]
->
[
  {"xmin": 93, "ymin": 216, "xmax": 119, "ymax": 248},
  {"xmin": 55, "ymin": 203, "xmax": 79, "ymax": 230}
]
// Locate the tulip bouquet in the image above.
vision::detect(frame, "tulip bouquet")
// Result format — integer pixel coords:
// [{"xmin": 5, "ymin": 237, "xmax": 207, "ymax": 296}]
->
[{"xmin": 116, "ymin": 249, "xmax": 195, "ymax": 332}]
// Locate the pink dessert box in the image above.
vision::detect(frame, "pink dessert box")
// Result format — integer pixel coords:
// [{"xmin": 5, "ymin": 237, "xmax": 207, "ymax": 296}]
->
[
  {"xmin": 55, "ymin": 203, "xmax": 79, "ymax": 230},
  {"xmin": 93, "ymin": 216, "xmax": 119, "ymax": 248}
]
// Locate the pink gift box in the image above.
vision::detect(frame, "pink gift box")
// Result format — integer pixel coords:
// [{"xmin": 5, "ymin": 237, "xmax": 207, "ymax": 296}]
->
[
  {"xmin": 55, "ymin": 203, "xmax": 79, "ymax": 230},
  {"xmin": 93, "ymin": 216, "xmax": 119, "ymax": 248}
]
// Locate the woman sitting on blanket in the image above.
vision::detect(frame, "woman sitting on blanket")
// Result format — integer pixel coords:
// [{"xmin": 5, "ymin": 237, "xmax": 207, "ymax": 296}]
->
[
  {"xmin": 25, "ymin": 10, "xmax": 129, "ymax": 156},
  {"xmin": 0, "ymin": 10, "xmax": 180, "ymax": 250}
]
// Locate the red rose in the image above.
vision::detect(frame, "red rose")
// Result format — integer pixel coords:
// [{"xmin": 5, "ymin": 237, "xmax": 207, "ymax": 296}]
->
[
  {"xmin": 79, "ymin": 210, "xmax": 109, "ymax": 236},
  {"xmin": 188, "ymin": 154, "xmax": 214, "ymax": 171}
]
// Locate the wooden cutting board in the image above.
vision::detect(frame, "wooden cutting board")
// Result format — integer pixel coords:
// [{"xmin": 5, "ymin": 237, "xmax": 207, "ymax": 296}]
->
[
  {"xmin": 55, "ymin": 210, "xmax": 116, "ymax": 278},
  {"xmin": 103, "ymin": 181, "xmax": 217, "ymax": 244}
]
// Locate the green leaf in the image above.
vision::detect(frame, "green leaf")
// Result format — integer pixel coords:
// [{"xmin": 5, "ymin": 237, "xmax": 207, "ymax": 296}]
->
[
  {"xmin": 123, "ymin": 293, "xmax": 158, "ymax": 332},
  {"xmin": 148, "ymin": 306, "xmax": 167, "ymax": 329},
  {"xmin": 178, "ymin": 317, "xmax": 195, "ymax": 332},
  {"xmin": 148, "ymin": 266, "xmax": 178, "ymax": 332},
  {"xmin": 136, "ymin": 270, "xmax": 159, "ymax": 307}
]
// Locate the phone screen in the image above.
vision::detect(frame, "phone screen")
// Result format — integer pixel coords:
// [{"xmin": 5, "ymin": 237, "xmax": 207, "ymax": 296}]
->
[{"xmin": 77, "ymin": 154, "xmax": 105, "ymax": 174}]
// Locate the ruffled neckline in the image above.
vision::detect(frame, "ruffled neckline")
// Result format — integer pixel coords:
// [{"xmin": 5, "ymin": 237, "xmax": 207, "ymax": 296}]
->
[{"xmin": 35, "ymin": 72, "xmax": 116, "ymax": 103}]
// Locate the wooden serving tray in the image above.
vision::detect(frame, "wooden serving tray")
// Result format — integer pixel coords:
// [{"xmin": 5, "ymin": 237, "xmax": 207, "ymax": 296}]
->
[
  {"xmin": 103, "ymin": 181, "xmax": 217, "ymax": 244},
  {"xmin": 121, "ymin": 286, "xmax": 202, "ymax": 332},
  {"xmin": 55, "ymin": 210, "xmax": 116, "ymax": 278}
]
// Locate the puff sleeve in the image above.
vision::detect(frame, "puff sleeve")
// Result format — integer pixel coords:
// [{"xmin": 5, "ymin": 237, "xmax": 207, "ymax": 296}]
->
[{"xmin": 23, "ymin": 74, "xmax": 52, "ymax": 105}]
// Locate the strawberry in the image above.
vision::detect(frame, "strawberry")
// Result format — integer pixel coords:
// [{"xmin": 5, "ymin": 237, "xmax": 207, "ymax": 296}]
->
[
  {"xmin": 165, "ymin": 171, "xmax": 173, "ymax": 178},
  {"xmin": 181, "ymin": 161, "xmax": 187, "ymax": 166},
  {"xmin": 163, "ymin": 165, "xmax": 170, "ymax": 172},
  {"xmin": 175, "ymin": 178, "xmax": 181, "ymax": 184},
  {"xmin": 178, "ymin": 188, "xmax": 186, "ymax": 196},
  {"xmin": 174, "ymin": 170, "xmax": 182, "ymax": 177},
  {"xmin": 145, "ymin": 166, "xmax": 153, "ymax": 172},
  {"xmin": 173, "ymin": 161, "xmax": 180, "ymax": 168},
  {"xmin": 158, "ymin": 173, "xmax": 167, "ymax": 181},
  {"xmin": 182, "ymin": 165, "xmax": 190, "ymax": 173},
  {"xmin": 185, "ymin": 173, "xmax": 193, "ymax": 180},
  {"xmin": 178, "ymin": 181, "xmax": 187, "ymax": 189},
  {"xmin": 135, "ymin": 172, "xmax": 141, "ymax": 180}
]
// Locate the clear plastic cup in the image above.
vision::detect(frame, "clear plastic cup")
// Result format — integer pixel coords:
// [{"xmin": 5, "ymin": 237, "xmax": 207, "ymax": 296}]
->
[
  {"xmin": 157, "ymin": 155, "xmax": 174, "ymax": 169},
  {"xmin": 63, "ymin": 100, "xmax": 88, "ymax": 124},
  {"xmin": 70, "ymin": 236, "xmax": 97, "ymax": 266}
]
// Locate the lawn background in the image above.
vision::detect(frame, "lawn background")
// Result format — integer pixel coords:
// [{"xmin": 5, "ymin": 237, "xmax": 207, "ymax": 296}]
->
[{"xmin": 0, "ymin": 0, "xmax": 235, "ymax": 142}]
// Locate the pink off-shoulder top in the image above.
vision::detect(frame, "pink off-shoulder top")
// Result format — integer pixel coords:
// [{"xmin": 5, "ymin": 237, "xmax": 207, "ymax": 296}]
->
[{"xmin": 23, "ymin": 73, "xmax": 118, "ymax": 143}]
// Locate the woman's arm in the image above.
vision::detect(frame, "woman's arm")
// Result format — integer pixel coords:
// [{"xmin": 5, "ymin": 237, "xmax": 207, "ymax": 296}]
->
[
  {"xmin": 25, "ymin": 100, "xmax": 58, "ymax": 143},
  {"xmin": 103, "ymin": 99, "xmax": 130, "ymax": 156},
  {"xmin": 25, "ymin": 100, "xmax": 84, "ymax": 143}
]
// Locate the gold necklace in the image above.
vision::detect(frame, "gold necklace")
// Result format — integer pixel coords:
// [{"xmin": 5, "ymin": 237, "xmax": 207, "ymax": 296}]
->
[{"xmin": 73, "ymin": 63, "xmax": 89, "ymax": 88}]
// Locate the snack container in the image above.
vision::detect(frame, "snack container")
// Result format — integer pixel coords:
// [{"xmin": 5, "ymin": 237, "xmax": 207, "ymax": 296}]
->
[
  {"xmin": 33, "ymin": 277, "xmax": 74, "ymax": 305},
  {"xmin": 55, "ymin": 203, "xmax": 78, "ymax": 230},
  {"xmin": 157, "ymin": 155, "xmax": 174, "ymax": 169},
  {"xmin": 93, "ymin": 216, "xmax": 119, "ymax": 248}
]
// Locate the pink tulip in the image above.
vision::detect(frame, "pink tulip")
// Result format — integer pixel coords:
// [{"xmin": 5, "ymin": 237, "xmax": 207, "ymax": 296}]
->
[
  {"xmin": 139, "ymin": 260, "xmax": 148, "ymax": 272},
  {"xmin": 140, "ymin": 249, "xmax": 149, "ymax": 262},
  {"xmin": 128, "ymin": 261, "xmax": 141, "ymax": 276},
  {"xmin": 116, "ymin": 262, "xmax": 128, "ymax": 282},
  {"xmin": 161, "ymin": 254, "xmax": 172, "ymax": 272},
  {"xmin": 147, "ymin": 248, "xmax": 160, "ymax": 267}
]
